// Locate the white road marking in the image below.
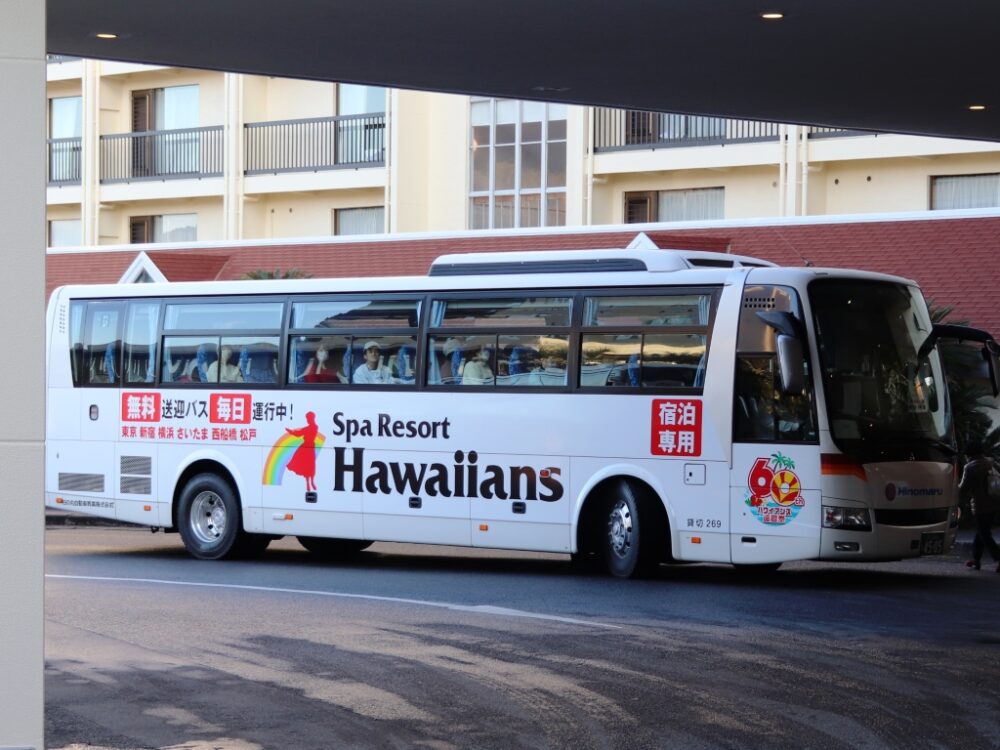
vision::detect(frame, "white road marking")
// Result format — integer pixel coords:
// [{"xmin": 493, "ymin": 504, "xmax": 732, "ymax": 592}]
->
[{"xmin": 46, "ymin": 574, "xmax": 621, "ymax": 629}]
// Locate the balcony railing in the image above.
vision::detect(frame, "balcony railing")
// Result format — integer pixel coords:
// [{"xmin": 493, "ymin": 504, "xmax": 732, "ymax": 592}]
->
[
  {"xmin": 244, "ymin": 113, "xmax": 386, "ymax": 175},
  {"xmin": 595, "ymin": 109, "xmax": 868, "ymax": 152},
  {"xmin": 47, "ymin": 137, "xmax": 81, "ymax": 185},
  {"xmin": 46, "ymin": 54, "xmax": 81, "ymax": 64},
  {"xmin": 100, "ymin": 126, "xmax": 223, "ymax": 184}
]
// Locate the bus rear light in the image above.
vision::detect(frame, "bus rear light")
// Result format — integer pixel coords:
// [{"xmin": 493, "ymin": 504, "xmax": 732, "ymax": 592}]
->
[{"xmin": 823, "ymin": 505, "xmax": 871, "ymax": 531}]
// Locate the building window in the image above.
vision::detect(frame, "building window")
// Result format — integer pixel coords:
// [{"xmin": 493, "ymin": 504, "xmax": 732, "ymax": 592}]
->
[
  {"xmin": 49, "ymin": 219, "xmax": 82, "ymax": 248},
  {"xmin": 624, "ymin": 187, "xmax": 725, "ymax": 223},
  {"xmin": 338, "ymin": 84, "xmax": 386, "ymax": 116},
  {"xmin": 131, "ymin": 85, "xmax": 200, "ymax": 176},
  {"xmin": 469, "ymin": 98, "xmax": 567, "ymax": 230},
  {"xmin": 49, "ymin": 95, "xmax": 82, "ymax": 183},
  {"xmin": 130, "ymin": 213, "xmax": 197, "ymax": 244},
  {"xmin": 334, "ymin": 206, "xmax": 385, "ymax": 236},
  {"xmin": 931, "ymin": 174, "xmax": 1000, "ymax": 210}
]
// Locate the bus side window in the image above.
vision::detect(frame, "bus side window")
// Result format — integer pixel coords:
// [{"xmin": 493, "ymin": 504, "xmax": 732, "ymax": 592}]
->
[
  {"xmin": 75, "ymin": 301, "xmax": 124, "ymax": 387},
  {"xmin": 733, "ymin": 285, "xmax": 818, "ymax": 443},
  {"xmin": 124, "ymin": 300, "xmax": 160, "ymax": 384}
]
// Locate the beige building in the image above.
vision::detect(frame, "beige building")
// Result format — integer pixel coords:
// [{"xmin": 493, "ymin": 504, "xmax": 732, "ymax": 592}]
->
[{"xmin": 46, "ymin": 57, "xmax": 1000, "ymax": 247}]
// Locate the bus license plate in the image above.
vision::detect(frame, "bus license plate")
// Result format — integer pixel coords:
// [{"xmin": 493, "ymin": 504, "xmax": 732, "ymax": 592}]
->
[{"xmin": 920, "ymin": 532, "xmax": 945, "ymax": 556}]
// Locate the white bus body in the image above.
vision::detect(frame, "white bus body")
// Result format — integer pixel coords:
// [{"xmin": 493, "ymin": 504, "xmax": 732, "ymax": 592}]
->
[{"xmin": 45, "ymin": 248, "xmax": 994, "ymax": 576}]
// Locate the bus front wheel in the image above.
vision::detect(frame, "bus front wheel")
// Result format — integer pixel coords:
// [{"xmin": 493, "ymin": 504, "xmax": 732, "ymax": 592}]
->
[{"xmin": 178, "ymin": 473, "xmax": 243, "ymax": 560}]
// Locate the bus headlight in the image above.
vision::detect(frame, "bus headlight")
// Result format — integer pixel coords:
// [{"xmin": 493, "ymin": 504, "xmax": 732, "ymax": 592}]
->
[{"xmin": 823, "ymin": 505, "xmax": 872, "ymax": 531}]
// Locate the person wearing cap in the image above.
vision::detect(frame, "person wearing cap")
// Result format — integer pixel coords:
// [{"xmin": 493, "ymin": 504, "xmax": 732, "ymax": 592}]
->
[{"xmin": 353, "ymin": 340, "xmax": 394, "ymax": 384}]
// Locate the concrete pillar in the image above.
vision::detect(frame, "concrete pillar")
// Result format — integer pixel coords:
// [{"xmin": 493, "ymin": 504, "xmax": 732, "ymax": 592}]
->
[
  {"xmin": 0, "ymin": 0, "xmax": 46, "ymax": 747},
  {"xmin": 81, "ymin": 59, "xmax": 101, "ymax": 245},
  {"xmin": 223, "ymin": 72, "xmax": 244, "ymax": 240}
]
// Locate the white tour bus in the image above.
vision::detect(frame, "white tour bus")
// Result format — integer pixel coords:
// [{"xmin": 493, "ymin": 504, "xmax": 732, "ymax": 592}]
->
[{"xmin": 45, "ymin": 248, "xmax": 999, "ymax": 577}]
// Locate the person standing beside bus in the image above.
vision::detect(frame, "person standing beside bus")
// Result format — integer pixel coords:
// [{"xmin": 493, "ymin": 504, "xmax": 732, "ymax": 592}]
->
[
  {"xmin": 958, "ymin": 441, "xmax": 1000, "ymax": 572},
  {"xmin": 353, "ymin": 341, "xmax": 394, "ymax": 384}
]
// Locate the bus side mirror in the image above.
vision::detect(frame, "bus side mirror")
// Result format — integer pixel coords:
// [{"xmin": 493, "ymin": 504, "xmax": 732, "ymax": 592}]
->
[
  {"xmin": 985, "ymin": 342, "xmax": 1000, "ymax": 397},
  {"xmin": 757, "ymin": 311, "xmax": 807, "ymax": 395},
  {"xmin": 776, "ymin": 334, "xmax": 805, "ymax": 395}
]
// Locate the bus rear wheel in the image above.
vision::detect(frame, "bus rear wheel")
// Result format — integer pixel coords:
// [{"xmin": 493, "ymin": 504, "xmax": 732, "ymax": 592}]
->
[
  {"xmin": 297, "ymin": 536, "xmax": 372, "ymax": 560},
  {"xmin": 603, "ymin": 480, "xmax": 663, "ymax": 579},
  {"xmin": 178, "ymin": 473, "xmax": 244, "ymax": 560}
]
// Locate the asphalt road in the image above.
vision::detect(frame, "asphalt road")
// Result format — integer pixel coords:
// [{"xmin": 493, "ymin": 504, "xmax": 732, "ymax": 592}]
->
[{"xmin": 45, "ymin": 526, "xmax": 1000, "ymax": 750}]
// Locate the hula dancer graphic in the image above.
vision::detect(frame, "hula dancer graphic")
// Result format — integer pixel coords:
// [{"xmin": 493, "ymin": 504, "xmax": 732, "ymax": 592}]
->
[
  {"xmin": 285, "ymin": 411, "xmax": 320, "ymax": 491},
  {"xmin": 746, "ymin": 452, "xmax": 805, "ymax": 525}
]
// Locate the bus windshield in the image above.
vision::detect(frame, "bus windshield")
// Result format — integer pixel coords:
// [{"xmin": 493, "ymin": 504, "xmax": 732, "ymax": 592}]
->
[{"xmin": 809, "ymin": 280, "xmax": 952, "ymax": 461}]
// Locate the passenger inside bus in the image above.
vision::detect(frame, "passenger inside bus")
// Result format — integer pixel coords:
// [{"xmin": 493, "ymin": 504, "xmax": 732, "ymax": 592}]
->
[
  {"xmin": 206, "ymin": 346, "xmax": 243, "ymax": 383},
  {"xmin": 353, "ymin": 340, "xmax": 394, "ymax": 384},
  {"xmin": 462, "ymin": 344, "xmax": 494, "ymax": 385},
  {"xmin": 303, "ymin": 341, "xmax": 339, "ymax": 383}
]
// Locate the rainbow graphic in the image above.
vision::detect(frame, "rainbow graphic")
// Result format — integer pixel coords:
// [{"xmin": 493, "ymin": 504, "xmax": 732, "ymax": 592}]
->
[{"xmin": 262, "ymin": 431, "xmax": 326, "ymax": 485}]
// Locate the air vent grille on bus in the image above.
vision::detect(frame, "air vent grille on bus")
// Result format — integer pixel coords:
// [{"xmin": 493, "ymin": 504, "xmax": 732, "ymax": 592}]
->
[
  {"xmin": 743, "ymin": 296, "xmax": 777, "ymax": 310},
  {"xmin": 120, "ymin": 455, "xmax": 153, "ymax": 496},
  {"xmin": 687, "ymin": 258, "xmax": 734, "ymax": 268},
  {"xmin": 120, "ymin": 476, "xmax": 152, "ymax": 495},
  {"xmin": 58, "ymin": 303, "xmax": 68, "ymax": 334},
  {"xmin": 58, "ymin": 473, "xmax": 104, "ymax": 493},
  {"xmin": 121, "ymin": 456, "xmax": 152, "ymax": 476},
  {"xmin": 429, "ymin": 258, "xmax": 648, "ymax": 277}
]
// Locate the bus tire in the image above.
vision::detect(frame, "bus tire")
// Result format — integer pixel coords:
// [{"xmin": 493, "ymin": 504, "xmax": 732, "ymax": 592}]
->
[
  {"xmin": 603, "ymin": 479, "xmax": 663, "ymax": 579},
  {"xmin": 177, "ymin": 473, "xmax": 243, "ymax": 560},
  {"xmin": 297, "ymin": 536, "xmax": 372, "ymax": 560}
]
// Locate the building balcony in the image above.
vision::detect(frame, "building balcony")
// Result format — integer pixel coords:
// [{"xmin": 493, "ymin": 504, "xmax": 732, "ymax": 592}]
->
[
  {"xmin": 100, "ymin": 126, "xmax": 224, "ymax": 184},
  {"xmin": 47, "ymin": 137, "xmax": 81, "ymax": 185},
  {"xmin": 594, "ymin": 108, "xmax": 868, "ymax": 153},
  {"xmin": 244, "ymin": 113, "xmax": 386, "ymax": 175}
]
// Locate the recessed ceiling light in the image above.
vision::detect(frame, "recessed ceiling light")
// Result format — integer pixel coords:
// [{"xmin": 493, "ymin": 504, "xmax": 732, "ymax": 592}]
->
[
  {"xmin": 968, "ymin": 104, "xmax": 987, "ymax": 111},
  {"xmin": 760, "ymin": 12, "xmax": 784, "ymax": 20},
  {"xmin": 94, "ymin": 32, "xmax": 119, "ymax": 40}
]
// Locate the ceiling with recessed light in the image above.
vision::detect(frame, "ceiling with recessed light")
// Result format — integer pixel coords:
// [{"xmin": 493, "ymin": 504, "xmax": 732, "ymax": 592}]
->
[{"xmin": 46, "ymin": 0, "xmax": 1000, "ymax": 142}]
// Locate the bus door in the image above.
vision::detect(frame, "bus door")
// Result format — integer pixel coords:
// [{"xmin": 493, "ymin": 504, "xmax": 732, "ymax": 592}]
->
[{"xmin": 730, "ymin": 285, "xmax": 821, "ymax": 563}]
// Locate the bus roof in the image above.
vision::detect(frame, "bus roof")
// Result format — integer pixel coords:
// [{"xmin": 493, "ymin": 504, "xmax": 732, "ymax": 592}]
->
[{"xmin": 50, "ymin": 248, "xmax": 918, "ymax": 301}]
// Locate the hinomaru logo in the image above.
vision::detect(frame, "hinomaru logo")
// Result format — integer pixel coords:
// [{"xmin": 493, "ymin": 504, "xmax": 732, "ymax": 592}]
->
[{"xmin": 745, "ymin": 453, "xmax": 805, "ymax": 526}]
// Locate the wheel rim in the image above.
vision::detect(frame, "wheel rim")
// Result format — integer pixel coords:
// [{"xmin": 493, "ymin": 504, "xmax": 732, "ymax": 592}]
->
[
  {"xmin": 608, "ymin": 498, "xmax": 633, "ymax": 559},
  {"xmin": 189, "ymin": 490, "xmax": 227, "ymax": 545}
]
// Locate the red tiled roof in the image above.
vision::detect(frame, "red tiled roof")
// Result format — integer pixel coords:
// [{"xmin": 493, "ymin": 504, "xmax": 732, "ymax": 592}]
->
[
  {"xmin": 145, "ymin": 252, "xmax": 231, "ymax": 282},
  {"xmin": 46, "ymin": 215, "xmax": 1000, "ymax": 335}
]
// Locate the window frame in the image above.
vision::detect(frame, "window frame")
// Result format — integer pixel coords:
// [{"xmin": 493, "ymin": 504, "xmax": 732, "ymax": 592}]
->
[
  {"xmin": 576, "ymin": 287, "xmax": 719, "ymax": 394},
  {"xmin": 286, "ymin": 293, "xmax": 423, "ymax": 390},
  {"xmin": 68, "ymin": 285, "xmax": 721, "ymax": 396},
  {"xmin": 468, "ymin": 98, "xmax": 568, "ymax": 230}
]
